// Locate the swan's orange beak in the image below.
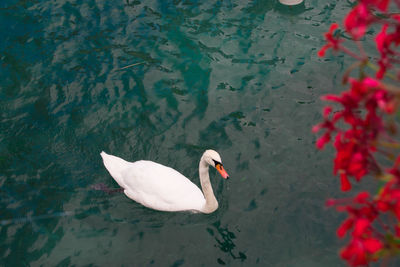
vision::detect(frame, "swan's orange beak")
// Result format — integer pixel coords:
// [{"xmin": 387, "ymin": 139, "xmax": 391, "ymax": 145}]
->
[{"xmin": 216, "ymin": 164, "xmax": 229, "ymax": 179}]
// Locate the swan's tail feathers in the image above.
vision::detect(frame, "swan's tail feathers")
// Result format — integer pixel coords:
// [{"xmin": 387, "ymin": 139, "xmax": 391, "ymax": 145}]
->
[{"xmin": 100, "ymin": 151, "xmax": 130, "ymax": 188}]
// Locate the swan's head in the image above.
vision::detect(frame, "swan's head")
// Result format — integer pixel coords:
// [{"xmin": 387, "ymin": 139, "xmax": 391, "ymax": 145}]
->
[{"xmin": 202, "ymin": 150, "xmax": 229, "ymax": 179}]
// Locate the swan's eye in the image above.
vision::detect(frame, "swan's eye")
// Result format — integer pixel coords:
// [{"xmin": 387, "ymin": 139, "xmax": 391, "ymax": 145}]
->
[{"xmin": 212, "ymin": 159, "xmax": 221, "ymax": 167}]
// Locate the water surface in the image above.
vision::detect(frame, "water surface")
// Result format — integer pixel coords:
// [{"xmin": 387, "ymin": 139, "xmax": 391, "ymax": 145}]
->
[{"xmin": 1, "ymin": 0, "xmax": 358, "ymax": 266}]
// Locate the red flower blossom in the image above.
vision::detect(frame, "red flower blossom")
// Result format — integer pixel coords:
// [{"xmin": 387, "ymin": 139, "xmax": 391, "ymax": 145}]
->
[
  {"xmin": 313, "ymin": 106, "xmax": 337, "ymax": 149},
  {"xmin": 341, "ymin": 237, "xmax": 383, "ymax": 266},
  {"xmin": 316, "ymin": 1, "xmax": 400, "ymax": 265},
  {"xmin": 340, "ymin": 172, "xmax": 352, "ymax": 191},
  {"xmin": 329, "ymin": 193, "xmax": 383, "ymax": 266},
  {"xmin": 375, "ymin": 22, "xmax": 400, "ymax": 79},
  {"xmin": 376, "ymin": 172, "xmax": 400, "ymax": 220},
  {"xmin": 330, "ymin": 170, "xmax": 400, "ymax": 266},
  {"xmin": 337, "ymin": 218, "xmax": 354, "ymax": 237},
  {"xmin": 344, "ymin": 3, "xmax": 376, "ymax": 40},
  {"xmin": 318, "ymin": 23, "xmax": 342, "ymax": 57},
  {"xmin": 377, "ymin": 58, "xmax": 389, "ymax": 79},
  {"xmin": 315, "ymin": 77, "xmax": 394, "ymax": 191},
  {"xmin": 376, "ymin": 24, "xmax": 390, "ymax": 52},
  {"xmin": 353, "ymin": 218, "xmax": 370, "ymax": 236},
  {"xmin": 334, "ymin": 131, "xmax": 370, "ymax": 189},
  {"xmin": 344, "ymin": 0, "xmax": 390, "ymax": 40}
]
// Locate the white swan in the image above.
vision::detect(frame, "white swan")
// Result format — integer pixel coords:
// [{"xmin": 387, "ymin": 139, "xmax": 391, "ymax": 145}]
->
[{"xmin": 100, "ymin": 150, "xmax": 229, "ymax": 214}]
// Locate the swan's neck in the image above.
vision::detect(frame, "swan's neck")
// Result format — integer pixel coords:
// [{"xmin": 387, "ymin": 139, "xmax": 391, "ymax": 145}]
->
[{"xmin": 199, "ymin": 158, "xmax": 218, "ymax": 214}]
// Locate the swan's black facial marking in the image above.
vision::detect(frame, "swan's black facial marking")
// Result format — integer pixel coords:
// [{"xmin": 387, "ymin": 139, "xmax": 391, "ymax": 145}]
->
[{"xmin": 212, "ymin": 159, "xmax": 222, "ymax": 167}]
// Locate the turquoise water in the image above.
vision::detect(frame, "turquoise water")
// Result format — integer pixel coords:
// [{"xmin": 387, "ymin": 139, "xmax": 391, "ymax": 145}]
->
[{"xmin": 1, "ymin": 1, "xmax": 358, "ymax": 266}]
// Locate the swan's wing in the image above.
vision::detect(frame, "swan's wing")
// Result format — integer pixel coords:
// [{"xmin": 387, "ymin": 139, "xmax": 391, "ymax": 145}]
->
[{"xmin": 121, "ymin": 160, "xmax": 206, "ymax": 212}]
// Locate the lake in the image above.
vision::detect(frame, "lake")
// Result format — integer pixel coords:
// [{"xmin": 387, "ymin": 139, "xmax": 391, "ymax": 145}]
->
[{"xmin": 1, "ymin": 0, "xmax": 357, "ymax": 266}]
